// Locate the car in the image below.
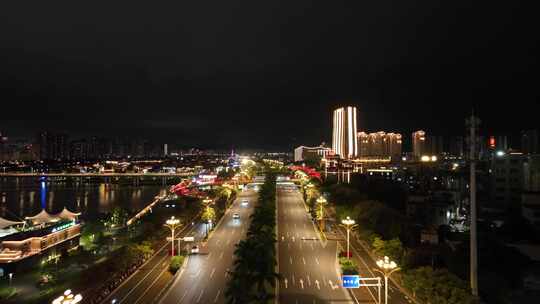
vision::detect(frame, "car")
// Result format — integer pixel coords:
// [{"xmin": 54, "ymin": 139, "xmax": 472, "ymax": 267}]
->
[
  {"xmin": 233, "ymin": 213, "xmax": 240, "ymax": 219},
  {"xmin": 191, "ymin": 245, "xmax": 199, "ymax": 254},
  {"xmin": 241, "ymin": 199, "xmax": 249, "ymax": 206}
]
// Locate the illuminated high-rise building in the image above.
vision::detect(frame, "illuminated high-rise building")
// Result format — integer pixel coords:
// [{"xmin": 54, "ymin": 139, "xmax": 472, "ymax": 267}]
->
[
  {"xmin": 332, "ymin": 106, "xmax": 358, "ymax": 159},
  {"xmin": 387, "ymin": 133, "xmax": 403, "ymax": 159},
  {"xmin": 412, "ymin": 130, "xmax": 426, "ymax": 158},
  {"xmin": 357, "ymin": 131, "xmax": 402, "ymax": 159}
]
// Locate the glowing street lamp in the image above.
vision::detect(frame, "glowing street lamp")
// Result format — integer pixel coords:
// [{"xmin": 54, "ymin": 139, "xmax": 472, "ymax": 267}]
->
[
  {"xmin": 52, "ymin": 289, "xmax": 83, "ymax": 304},
  {"xmin": 374, "ymin": 256, "xmax": 400, "ymax": 304},
  {"xmin": 164, "ymin": 216, "xmax": 181, "ymax": 256},
  {"xmin": 340, "ymin": 216, "xmax": 357, "ymax": 260},
  {"xmin": 202, "ymin": 197, "xmax": 213, "ymax": 205},
  {"xmin": 316, "ymin": 196, "xmax": 327, "ymax": 231}
]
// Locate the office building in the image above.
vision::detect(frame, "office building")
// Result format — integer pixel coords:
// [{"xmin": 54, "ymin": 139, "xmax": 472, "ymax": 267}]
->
[
  {"xmin": 294, "ymin": 145, "xmax": 332, "ymax": 162},
  {"xmin": 0, "ymin": 132, "xmax": 7, "ymax": 161},
  {"xmin": 522, "ymin": 130, "xmax": 539, "ymax": 155},
  {"xmin": 449, "ymin": 136, "xmax": 464, "ymax": 158},
  {"xmin": 427, "ymin": 135, "xmax": 444, "ymax": 156},
  {"xmin": 491, "ymin": 152, "xmax": 525, "ymax": 205},
  {"xmin": 412, "ymin": 130, "xmax": 427, "ymax": 159},
  {"xmin": 332, "ymin": 106, "xmax": 358, "ymax": 159},
  {"xmin": 357, "ymin": 131, "xmax": 402, "ymax": 159},
  {"xmin": 37, "ymin": 131, "xmax": 69, "ymax": 161}
]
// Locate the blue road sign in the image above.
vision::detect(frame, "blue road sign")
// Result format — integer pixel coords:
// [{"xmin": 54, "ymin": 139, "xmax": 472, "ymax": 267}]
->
[{"xmin": 342, "ymin": 275, "xmax": 360, "ymax": 288}]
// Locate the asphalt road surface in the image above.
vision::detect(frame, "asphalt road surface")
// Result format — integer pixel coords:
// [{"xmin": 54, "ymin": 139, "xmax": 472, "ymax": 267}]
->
[
  {"xmin": 159, "ymin": 190, "xmax": 258, "ymax": 304},
  {"xmin": 277, "ymin": 184, "xmax": 353, "ymax": 304},
  {"xmin": 102, "ymin": 217, "xmax": 206, "ymax": 304}
]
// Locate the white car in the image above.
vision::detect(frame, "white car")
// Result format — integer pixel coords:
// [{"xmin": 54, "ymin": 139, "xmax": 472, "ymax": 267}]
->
[
  {"xmin": 191, "ymin": 245, "xmax": 199, "ymax": 254},
  {"xmin": 233, "ymin": 213, "xmax": 240, "ymax": 220}
]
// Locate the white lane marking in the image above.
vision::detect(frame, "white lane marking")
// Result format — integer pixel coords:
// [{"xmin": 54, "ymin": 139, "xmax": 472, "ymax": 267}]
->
[
  {"xmin": 299, "ymin": 279, "xmax": 304, "ymax": 289},
  {"xmin": 315, "ymin": 280, "xmax": 320, "ymax": 290},
  {"xmin": 179, "ymin": 289, "xmax": 188, "ymax": 303},
  {"xmin": 292, "ymin": 236, "xmax": 295, "ymax": 242},
  {"xmin": 315, "ymin": 257, "xmax": 320, "ymax": 265},
  {"xmin": 290, "ymin": 257, "xmax": 293, "ymax": 265},
  {"xmin": 214, "ymin": 289, "xmax": 221, "ymax": 303},
  {"xmin": 292, "ymin": 274, "xmax": 295, "ymax": 285},
  {"xmin": 207, "ymin": 252, "xmax": 212, "ymax": 259},
  {"xmin": 311, "ymin": 243, "xmax": 315, "ymax": 251},
  {"xmin": 117, "ymin": 254, "xmax": 169, "ymax": 302},
  {"xmin": 284, "ymin": 278, "xmax": 288, "ymax": 289},
  {"xmin": 219, "ymin": 252, "xmax": 224, "ymax": 259},
  {"xmin": 196, "ymin": 289, "xmax": 205, "ymax": 303},
  {"xmin": 302, "ymin": 257, "xmax": 306, "ymax": 265},
  {"xmin": 307, "ymin": 275, "xmax": 311, "ymax": 286},
  {"xmin": 194, "ymin": 269, "xmax": 201, "ymax": 278},
  {"xmin": 210, "ymin": 268, "xmax": 216, "ymax": 279}
]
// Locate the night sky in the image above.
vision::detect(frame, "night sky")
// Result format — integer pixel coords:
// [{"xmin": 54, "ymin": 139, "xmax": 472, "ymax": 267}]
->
[{"xmin": 1, "ymin": 1, "xmax": 538, "ymax": 150}]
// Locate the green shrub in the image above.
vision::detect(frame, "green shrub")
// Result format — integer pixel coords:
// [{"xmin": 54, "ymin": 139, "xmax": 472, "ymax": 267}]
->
[
  {"xmin": 0, "ymin": 287, "xmax": 17, "ymax": 300},
  {"xmin": 339, "ymin": 257, "xmax": 359, "ymax": 275},
  {"xmin": 169, "ymin": 255, "xmax": 185, "ymax": 273}
]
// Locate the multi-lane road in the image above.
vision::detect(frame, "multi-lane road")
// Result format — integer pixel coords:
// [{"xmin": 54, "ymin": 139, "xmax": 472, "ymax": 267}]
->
[
  {"xmin": 277, "ymin": 183, "xmax": 353, "ymax": 304},
  {"xmin": 159, "ymin": 190, "xmax": 258, "ymax": 304},
  {"xmin": 102, "ymin": 217, "xmax": 207, "ymax": 304},
  {"xmin": 105, "ymin": 183, "xmax": 411, "ymax": 304}
]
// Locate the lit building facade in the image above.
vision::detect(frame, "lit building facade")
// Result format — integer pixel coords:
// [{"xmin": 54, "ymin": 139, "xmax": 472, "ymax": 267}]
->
[
  {"xmin": 294, "ymin": 145, "xmax": 332, "ymax": 163},
  {"xmin": 490, "ymin": 152, "xmax": 525, "ymax": 205},
  {"xmin": 357, "ymin": 131, "xmax": 402, "ymax": 160},
  {"xmin": 332, "ymin": 106, "xmax": 358, "ymax": 159},
  {"xmin": 521, "ymin": 130, "xmax": 539, "ymax": 155},
  {"xmin": 412, "ymin": 130, "xmax": 426, "ymax": 159}
]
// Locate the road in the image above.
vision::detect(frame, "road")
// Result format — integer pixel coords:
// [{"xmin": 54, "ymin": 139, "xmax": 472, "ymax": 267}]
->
[
  {"xmin": 334, "ymin": 224, "xmax": 413, "ymax": 304},
  {"xmin": 102, "ymin": 218, "xmax": 206, "ymax": 304},
  {"xmin": 277, "ymin": 184, "xmax": 353, "ymax": 304},
  {"xmin": 159, "ymin": 190, "xmax": 258, "ymax": 304}
]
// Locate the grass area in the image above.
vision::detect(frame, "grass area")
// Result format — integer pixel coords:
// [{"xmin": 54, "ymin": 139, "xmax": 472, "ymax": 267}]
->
[{"xmin": 0, "ymin": 287, "xmax": 18, "ymax": 301}]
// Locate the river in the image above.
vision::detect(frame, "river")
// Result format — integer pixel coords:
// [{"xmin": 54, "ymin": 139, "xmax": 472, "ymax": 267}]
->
[{"xmin": 0, "ymin": 177, "xmax": 168, "ymax": 221}]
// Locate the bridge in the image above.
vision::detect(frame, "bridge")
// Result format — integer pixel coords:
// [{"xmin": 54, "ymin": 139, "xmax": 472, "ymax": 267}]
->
[
  {"xmin": 0, "ymin": 172, "xmax": 196, "ymax": 186},
  {"xmin": 0, "ymin": 172, "xmax": 194, "ymax": 177}
]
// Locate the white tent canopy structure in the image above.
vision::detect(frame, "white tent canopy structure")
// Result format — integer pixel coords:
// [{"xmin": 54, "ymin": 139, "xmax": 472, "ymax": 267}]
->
[
  {"xmin": 57, "ymin": 207, "xmax": 81, "ymax": 221},
  {"xmin": 25, "ymin": 210, "xmax": 59, "ymax": 225},
  {"xmin": 0, "ymin": 217, "xmax": 25, "ymax": 230},
  {"xmin": 25, "ymin": 208, "xmax": 81, "ymax": 225}
]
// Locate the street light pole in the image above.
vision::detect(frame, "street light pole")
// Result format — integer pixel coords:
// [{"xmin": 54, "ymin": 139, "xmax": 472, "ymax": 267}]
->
[
  {"xmin": 52, "ymin": 289, "xmax": 83, "ymax": 304},
  {"xmin": 340, "ymin": 216, "xmax": 357, "ymax": 260},
  {"xmin": 374, "ymin": 256, "xmax": 400, "ymax": 304},
  {"xmin": 164, "ymin": 216, "xmax": 180, "ymax": 256},
  {"xmin": 316, "ymin": 196, "xmax": 327, "ymax": 232}
]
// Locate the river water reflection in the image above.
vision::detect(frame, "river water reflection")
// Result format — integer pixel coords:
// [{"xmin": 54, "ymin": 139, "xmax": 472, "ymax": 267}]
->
[{"xmin": 0, "ymin": 177, "xmax": 168, "ymax": 220}]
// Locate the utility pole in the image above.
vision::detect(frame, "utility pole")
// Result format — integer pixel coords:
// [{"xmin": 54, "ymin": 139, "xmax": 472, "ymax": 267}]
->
[{"xmin": 466, "ymin": 112, "xmax": 480, "ymax": 297}]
